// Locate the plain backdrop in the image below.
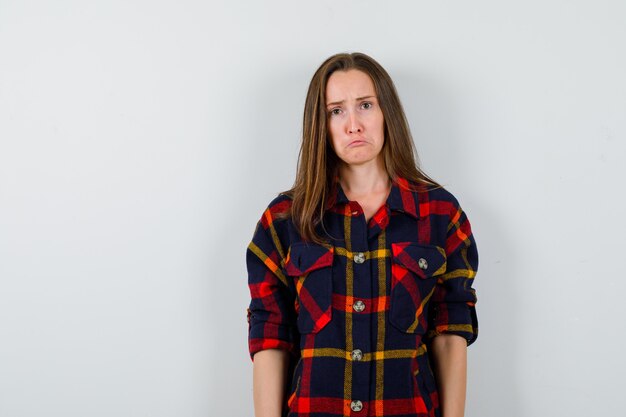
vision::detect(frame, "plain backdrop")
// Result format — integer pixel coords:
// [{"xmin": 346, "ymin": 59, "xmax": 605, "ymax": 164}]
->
[{"xmin": 1, "ymin": 1, "xmax": 625, "ymax": 416}]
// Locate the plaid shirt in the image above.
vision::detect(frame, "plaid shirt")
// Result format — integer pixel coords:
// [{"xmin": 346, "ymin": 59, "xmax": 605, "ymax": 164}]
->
[{"xmin": 246, "ymin": 176, "xmax": 478, "ymax": 417}]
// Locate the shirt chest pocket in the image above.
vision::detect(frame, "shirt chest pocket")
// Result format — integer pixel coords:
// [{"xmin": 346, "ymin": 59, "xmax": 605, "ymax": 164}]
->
[
  {"xmin": 389, "ymin": 242, "xmax": 447, "ymax": 334},
  {"xmin": 284, "ymin": 242, "xmax": 334, "ymax": 334}
]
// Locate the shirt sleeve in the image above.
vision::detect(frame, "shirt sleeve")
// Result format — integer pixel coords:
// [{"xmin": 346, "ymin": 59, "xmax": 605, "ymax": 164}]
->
[
  {"xmin": 426, "ymin": 199, "xmax": 479, "ymax": 346},
  {"xmin": 246, "ymin": 214, "xmax": 298, "ymax": 361}
]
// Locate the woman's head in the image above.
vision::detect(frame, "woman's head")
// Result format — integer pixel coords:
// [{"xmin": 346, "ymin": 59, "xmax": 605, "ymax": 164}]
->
[
  {"xmin": 325, "ymin": 68, "xmax": 386, "ymax": 169},
  {"xmin": 283, "ymin": 52, "xmax": 440, "ymax": 244},
  {"xmin": 301, "ymin": 52, "xmax": 424, "ymax": 181}
]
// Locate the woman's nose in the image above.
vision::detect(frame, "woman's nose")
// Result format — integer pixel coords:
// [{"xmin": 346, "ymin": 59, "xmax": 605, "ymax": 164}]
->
[{"xmin": 348, "ymin": 112, "xmax": 363, "ymax": 133}]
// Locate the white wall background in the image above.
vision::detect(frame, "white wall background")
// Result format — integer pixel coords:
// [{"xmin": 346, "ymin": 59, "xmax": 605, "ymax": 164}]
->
[{"xmin": 1, "ymin": 1, "xmax": 624, "ymax": 416}]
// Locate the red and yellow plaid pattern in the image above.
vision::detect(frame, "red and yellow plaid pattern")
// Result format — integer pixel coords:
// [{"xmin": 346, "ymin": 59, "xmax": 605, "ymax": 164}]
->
[{"xmin": 246, "ymin": 176, "xmax": 479, "ymax": 417}]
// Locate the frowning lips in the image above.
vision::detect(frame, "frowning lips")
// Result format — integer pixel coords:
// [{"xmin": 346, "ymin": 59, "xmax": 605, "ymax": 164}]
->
[{"xmin": 347, "ymin": 138, "xmax": 368, "ymax": 147}]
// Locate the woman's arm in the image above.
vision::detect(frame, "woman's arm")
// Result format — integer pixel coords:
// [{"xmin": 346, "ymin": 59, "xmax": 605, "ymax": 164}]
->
[
  {"xmin": 253, "ymin": 349, "xmax": 290, "ymax": 417},
  {"xmin": 430, "ymin": 334, "xmax": 468, "ymax": 417}
]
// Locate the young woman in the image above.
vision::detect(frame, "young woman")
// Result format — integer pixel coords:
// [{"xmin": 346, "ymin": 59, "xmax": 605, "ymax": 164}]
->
[{"xmin": 246, "ymin": 52, "xmax": 479, "ymax": 417}]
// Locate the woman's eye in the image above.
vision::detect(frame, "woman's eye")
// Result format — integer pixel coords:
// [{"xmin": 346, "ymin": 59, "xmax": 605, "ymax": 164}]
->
[
  {"xmin": 330, "ymin": 108, "xmax": 342, "ymax": 116},
  {"xmin": 361, "ymin": 102, "xmax": 372, "ymax": 109}
]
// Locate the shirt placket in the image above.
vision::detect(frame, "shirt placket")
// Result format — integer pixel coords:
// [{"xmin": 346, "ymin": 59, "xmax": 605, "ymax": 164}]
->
[{"xmin": 345, "ymin": 201, "xmax": 373, "ymax": 415}]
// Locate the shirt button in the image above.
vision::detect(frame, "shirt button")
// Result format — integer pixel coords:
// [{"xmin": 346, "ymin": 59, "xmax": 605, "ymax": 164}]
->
[
  {"xmin": 350, "ymin": 400, "xmax": 363, "ymax": 412},
  {"xmin": 418, "ymin": 257, "xmax": 428, "ymax": 270},
  {"xmin": 353, "ymin": 252, "xmax": 365, "ymax": 264},
  {"xmin": 352, "ymin": 300, "xmax": 365, "ymax": 312},
  {"xmin": 351, "ymin": 349, "xmax": 363, "ymax": 361}
]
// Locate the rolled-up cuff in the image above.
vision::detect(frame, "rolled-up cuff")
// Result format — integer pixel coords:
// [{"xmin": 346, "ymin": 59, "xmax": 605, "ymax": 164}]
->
[
  {"xmin": 427, "ymin": 303, "xmax": 478, "ymax": 346},
  {"xmin": 248, "ymin": 318, "xmax": 298, "ymax": 361}
]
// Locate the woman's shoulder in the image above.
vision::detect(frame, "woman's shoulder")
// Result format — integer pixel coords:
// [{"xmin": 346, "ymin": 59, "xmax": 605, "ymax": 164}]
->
[
  {"xmin": 249, "ymin": 192, "xmax": 294, "ymax": 251},
  {"xmin": 403, "ymin": 178, "xmax": 465, "ymax": 218},
  {"xmin": 255, "ymin": 191, "xmax": 293, "ymax": 226},
  {"xmin": 267, "ymin": 191, "xmax": 293, "ymax": 213},
  {"xmin": 403, "ymin": 178, "xmax": 459, "ymax": 203},
  {"xmin": 424, "ymin": 184, "xmax": 460, "ymax": 205}
]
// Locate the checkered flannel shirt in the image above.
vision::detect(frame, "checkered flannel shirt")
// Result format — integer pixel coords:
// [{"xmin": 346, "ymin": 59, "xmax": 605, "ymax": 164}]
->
[{"xmin": 246, "ymin": 176, "xmax": 479, "ymax": 417}]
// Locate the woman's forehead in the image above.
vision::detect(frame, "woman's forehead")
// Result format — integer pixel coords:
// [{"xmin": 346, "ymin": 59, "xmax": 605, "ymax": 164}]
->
[{"xmin": 325, "ymin": 69, "xmax": 376, "ymax": 102}]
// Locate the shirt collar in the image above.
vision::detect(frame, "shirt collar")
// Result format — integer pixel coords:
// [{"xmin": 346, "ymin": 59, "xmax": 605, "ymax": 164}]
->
[{"xmin": 324, "ymin": 174, "xmax": 421, "ymax": 219}]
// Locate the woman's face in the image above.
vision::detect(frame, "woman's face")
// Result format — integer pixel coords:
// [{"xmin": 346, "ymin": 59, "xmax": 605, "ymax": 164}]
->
[{"xmin": 325, "ymin": 69, "xmax": 385, "ymax": 168}]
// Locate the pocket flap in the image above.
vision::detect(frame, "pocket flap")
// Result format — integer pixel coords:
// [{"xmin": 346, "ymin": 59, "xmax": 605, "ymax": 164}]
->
[
  {"xmin": 391, "ymin": 242, "xmax": 446, "ymax": 278},
  {"xmin": 285, "ymin": 242, "xmax": 334, "ymax": 276}
]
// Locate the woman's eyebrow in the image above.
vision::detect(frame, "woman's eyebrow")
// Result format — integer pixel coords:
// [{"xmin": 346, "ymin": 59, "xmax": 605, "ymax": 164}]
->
[{"xmin": 326, "ymin": 95, "xmax": 375, "ymax": 107}]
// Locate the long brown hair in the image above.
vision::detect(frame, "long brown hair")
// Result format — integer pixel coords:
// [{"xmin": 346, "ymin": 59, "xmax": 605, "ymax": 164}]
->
[{"xmin": 278, "ymin": 52, "xmax": 441, "ymax": 245}]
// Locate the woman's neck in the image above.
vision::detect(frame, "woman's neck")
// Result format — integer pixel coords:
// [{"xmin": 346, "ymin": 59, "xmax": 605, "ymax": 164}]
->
[{"xmin": 337, "ymin": 157, "xmax": 390, "ymax": 198}]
